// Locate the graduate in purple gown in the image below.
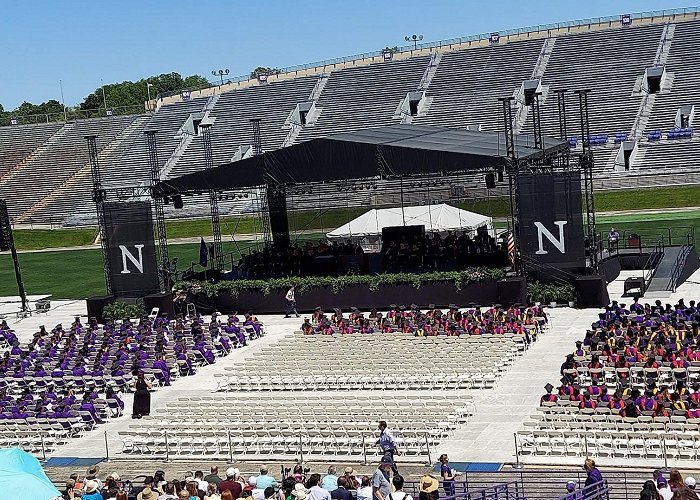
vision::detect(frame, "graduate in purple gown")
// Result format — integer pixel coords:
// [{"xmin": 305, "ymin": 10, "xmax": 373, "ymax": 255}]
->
[{"xmin": 153, "ymin": 355, "xmax": 171, "ymax": 386}]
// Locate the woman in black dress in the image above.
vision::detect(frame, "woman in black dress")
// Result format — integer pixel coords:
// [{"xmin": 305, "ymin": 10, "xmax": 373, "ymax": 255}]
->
[{"xmin": 132, "ymin": 371, "xmax": 152, "ymax": 418}]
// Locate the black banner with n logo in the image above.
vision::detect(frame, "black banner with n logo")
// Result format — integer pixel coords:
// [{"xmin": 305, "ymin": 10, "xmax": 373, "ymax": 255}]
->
[
  {"xmin": 517, "ymin": 172, "xmax": 586, "ymax": 272},
  {"xmin": 103, "ymin": 201, "xmax": 160, "ymax": 298}
]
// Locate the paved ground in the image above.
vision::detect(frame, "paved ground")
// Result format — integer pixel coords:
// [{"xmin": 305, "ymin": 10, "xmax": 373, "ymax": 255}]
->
[{"xmin": 7, "ymin": 267, "xmax": 700, "ymax": 478}]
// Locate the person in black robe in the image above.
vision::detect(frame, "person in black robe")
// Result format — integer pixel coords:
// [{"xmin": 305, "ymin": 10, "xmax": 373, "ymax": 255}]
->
[{"xmin": 132, "ymin": 371, "xmax": 152, "ymax": 419}]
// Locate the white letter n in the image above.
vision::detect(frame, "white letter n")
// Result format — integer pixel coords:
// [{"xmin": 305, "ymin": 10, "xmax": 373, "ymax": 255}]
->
[
  {"xmin": 119, "ymin": 244, "xmax": 145, "ymax": 274},
  {"xmin": 534, "ymin": 221, "xmax": 567, "ymax": 255}
]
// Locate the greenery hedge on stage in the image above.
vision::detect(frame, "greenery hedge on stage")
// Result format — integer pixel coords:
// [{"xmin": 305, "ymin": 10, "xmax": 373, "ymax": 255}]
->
[
  {"xmin": 527, "ymin": 281, "xmax": 575, "ymax": 304},
  {"xmin": 176, "ymin": 267, "xmax": 506, "ymax": 297}
]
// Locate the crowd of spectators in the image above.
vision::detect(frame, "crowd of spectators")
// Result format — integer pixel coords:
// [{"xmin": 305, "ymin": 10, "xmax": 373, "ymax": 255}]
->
[
  {"xmin": 300, "ymin": 303, "xmax": 546, "ymax": 339},
  {"xmin": 382, "ymin": 231, "xmax": 504, "ymax": 272},
  {"xmin": 0, "ymin": 312, "xmax": 263, "ymax": 435},
  {"xmin": 541, "ymin": 298, "xmax": 700, "ymax": 419},
  {"xmin": 57, "ymin": 462, "xmax": 446, "ymax": 500},
  {"xmin": 236, "ymin": 241, "xmax": 364, "ymax": 278},
  {"xmin": 234, "ymin": 230, "xmax": 505, "ymax": 279}
]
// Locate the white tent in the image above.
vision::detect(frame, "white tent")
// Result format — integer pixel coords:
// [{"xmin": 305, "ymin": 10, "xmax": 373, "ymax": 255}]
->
[{"xmin": 327, "ymin": 204, "xmax": 493, "ymax": 241}]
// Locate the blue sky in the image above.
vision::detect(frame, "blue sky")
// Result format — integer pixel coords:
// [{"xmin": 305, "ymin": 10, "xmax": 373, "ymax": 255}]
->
[{"xmin": 0, "ymin": 0, "xmax": 694, "ymax": 110}]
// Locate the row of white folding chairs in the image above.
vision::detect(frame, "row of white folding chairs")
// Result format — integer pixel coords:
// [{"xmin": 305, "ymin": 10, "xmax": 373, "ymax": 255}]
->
[
  {"xmin": 223, "ymin": 374, "xmax": 497, "ymax": 392},
  {"xmin": 188, "ymin": 392, "xmax": 474, "ymax": 402},
  {"xmin": 517, "ymin": 429, "xmax": 700, "ymax": 460},
  {"xmin": 166, "ymin": 399, "xmax": 469, "ymax": 414},
  {"xmin": 139, "ymin": 418, "xmax": 459, "ymax": 434},
  {"xmin": 525, "ymin": 419, "xmax": 700, "ymax": 434},
  {"xmin": 119, "ymin": 429, "xmax": 435, "ymax": 457}
]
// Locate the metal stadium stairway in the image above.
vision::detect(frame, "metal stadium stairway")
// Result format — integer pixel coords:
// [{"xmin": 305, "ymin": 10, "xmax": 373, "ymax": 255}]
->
[{"xmin": 645, "ymin": 244, "xmax": 697, "ymax": 295}]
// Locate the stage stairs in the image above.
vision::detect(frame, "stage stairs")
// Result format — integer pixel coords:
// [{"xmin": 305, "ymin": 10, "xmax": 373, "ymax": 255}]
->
[{"xmin": 645, "ymin": 243, "xmax": 699, "ymax": 296}]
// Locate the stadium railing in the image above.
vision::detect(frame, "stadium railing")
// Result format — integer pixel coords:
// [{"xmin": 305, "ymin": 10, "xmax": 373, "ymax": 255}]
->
[
  {"xmin": 556, "ymin": 480, "xmax": 610, "ymax": 500},
  {"xmin": 157, "ymin": 7, "xmax": 700, "ymax": 103},
  {"xmin": 2, "ymin": 104, "xmax": 147, "ymax": 127}
]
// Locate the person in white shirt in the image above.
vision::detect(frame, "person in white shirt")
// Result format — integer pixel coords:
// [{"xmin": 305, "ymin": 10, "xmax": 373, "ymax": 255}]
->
[
  {"xmin": 657, "ymin": 478, "xmax": 673, "ymax": 500},
  {"xmin": 285, "ymin": 286, "xmax": 299, "ymax": 318},
  {"xmin": 357, "ymin": 476, "xmax": 373, "ymax": 500},
  {"xmin": 387, "ymin": 476, "xmax": 412, "ymax": 500},
  {"xmin": 195, "ymin": 471, "xmax": 209, "ymax": 493},
  {"xmin": 308, "ymin": 474, "xmax": 332, "ymax": 500}
]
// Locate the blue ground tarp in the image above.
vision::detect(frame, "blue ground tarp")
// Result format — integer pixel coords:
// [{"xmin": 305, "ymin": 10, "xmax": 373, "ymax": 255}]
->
[{"xmin": 0, "ymin": 448, "xmax": 61, "ymax": 500}]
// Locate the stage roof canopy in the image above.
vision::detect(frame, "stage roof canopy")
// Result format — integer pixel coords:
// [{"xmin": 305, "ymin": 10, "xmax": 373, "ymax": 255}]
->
[
  {"xmin": 326, "ymin": 203, "xmax": 492, "ymax": 240},
  {"xmin": 155, "ymin": 124, "xmax": 568, "ymax": 195}
]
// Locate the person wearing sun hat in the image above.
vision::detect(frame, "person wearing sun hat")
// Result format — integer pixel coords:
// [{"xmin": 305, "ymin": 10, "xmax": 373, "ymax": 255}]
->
[
  {"xmin": 82, "ymin": 480, "xmax": 103, "ymax": 500},
  {"xmin": 418, "ymin": 474, "xmax": 439, "ymax": 500}
]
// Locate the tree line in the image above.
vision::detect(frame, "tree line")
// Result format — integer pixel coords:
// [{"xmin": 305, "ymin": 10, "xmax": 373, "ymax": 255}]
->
[{"xmin": 0, "ymin": 72, "xmax": 209, "ymax": 126}]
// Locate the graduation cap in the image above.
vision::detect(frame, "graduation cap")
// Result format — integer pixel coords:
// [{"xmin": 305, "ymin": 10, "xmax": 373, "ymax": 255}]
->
[
  {"xmin": 389, "ymin": 304, "xmax": 397, "ymax": 309},
  {"xmin": 399, "ymin": 305, "xmax": 406, "ymax": 311},
  {"xmin": 428, "ymin": 304, "xmax": 436, "ymax": 309},
  {"xmin": 314, "ymin": 307, "xmax": 322, "ymax": 312},
  {"xmin": 449, "ymin": 304, "xmax": 457, "ymax": 309},
  {"xmin": 410, "ymin": 303, "xmax": 418, "ymax": 309},
  {"xmin": 351, "ymin": 307, "xmax": 358, "ymax": 312},
  {"xmin": 544, "ymin": 383, "xmax": 554, "ymax": 392}
]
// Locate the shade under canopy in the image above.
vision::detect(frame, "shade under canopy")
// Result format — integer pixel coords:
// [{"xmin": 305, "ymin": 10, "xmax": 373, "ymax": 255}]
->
[{"xmin": 326, "ymin": 203, "xmax": 492, "ymax": 240}]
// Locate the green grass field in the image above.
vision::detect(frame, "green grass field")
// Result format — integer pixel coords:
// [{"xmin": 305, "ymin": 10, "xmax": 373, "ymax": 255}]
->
[{"xmin": 5, "ymin": 184, "xmax": 700, "ymax": 300}]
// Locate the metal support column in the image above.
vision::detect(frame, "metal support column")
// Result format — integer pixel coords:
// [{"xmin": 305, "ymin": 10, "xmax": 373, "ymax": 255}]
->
[
  {"xmin": 531, "ymin": 92, "xmax": 543, "ymax": 152},
  {"xmin": 575, "ymin": 89, "xmax": 598, "ymax": 272},
  {"xmin": 250, "ymin": 119, "xmax": 272, "ymax": 246},
  {"xmin": 145, "ymin": 130, "xmax": 170, "ymax": 291},
  {"xmin": 499, "ymin": 96, "xmax": 521, "ymax": 274},
  {"xmin": 554, "ymin": 89, "xmax": 568, "ymax": 140},
  {"xmin": 87, "ymin": 134, "xmax": 112, "ymax": 295},
  {"xmin": 0, "ymin": 200, "xmax": 29, "ymax": 313},
  {"xmin": 201, "ymin": 124, "xmax": 223, "ymax": 270}
]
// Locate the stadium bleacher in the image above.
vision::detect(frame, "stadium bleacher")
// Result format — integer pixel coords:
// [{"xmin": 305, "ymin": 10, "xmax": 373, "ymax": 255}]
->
[{"xmin": 3, "ymin": 16, "xmax": 700, "ymax": 224}]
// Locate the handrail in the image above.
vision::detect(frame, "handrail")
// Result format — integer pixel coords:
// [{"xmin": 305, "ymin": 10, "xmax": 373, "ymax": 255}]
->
[
  {"xmin": 520, "ymin": 254, "xmax": 578, "ymax": 285},
  {"xmin": 1, "ymin": 104, "xmax": 147, "ymax": 127},
  {"xmin": 668, "ymin": 243, "xmax": 693, "ymax": 292},
  {"xmin": 642, "ymin": 238, "xmax": 664, "ymax": 288},
  {"xmin": 156, "ymin": 6, "xmax": 700, "ymax": 102},
  {"xmin": 556, "ymin": 480, "xmax": 610, "ymax": 500},
  {"xmin": 403, "ymin": 480, "xmax": 525, "ymax": 500}
]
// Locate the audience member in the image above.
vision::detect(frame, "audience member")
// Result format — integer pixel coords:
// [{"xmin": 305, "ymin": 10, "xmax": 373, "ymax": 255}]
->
[
  {"xmin": 308, "ymin": 474, "xmax": 331, "ymax": 500},
  {"xmin": 219, "ymin": 468, "xmax": 242, "ymax": 498},
  {"xmin": 389, "ymin": 476, "xmax": 412, "ymax": 500},
  {"xmin": 331, "ymin": 478, "xmax": 353, "ymax": 500},
  {"xmin": 322, "ymin": 466, "xmax": 339, "ymax": 491},
  {"xmin": 356, "ymin": 477, "xmax": 372, "ymax": 500}
]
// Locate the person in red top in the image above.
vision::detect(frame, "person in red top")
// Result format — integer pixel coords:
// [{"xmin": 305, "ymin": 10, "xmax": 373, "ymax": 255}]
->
[
  {"xmin": 579, "ymin": 393, "xmax": 597, "ymax": 410},
  {"xmin": 540, "ymin": 383, "xmax": 558, "ymax": 405},
  {"xmin": 687, "ymin": 402, "xmax": 700, "ymax": 419},
  {"xmin": 219, "ymin": 468, "xmax": 243, "ymax": 499}
]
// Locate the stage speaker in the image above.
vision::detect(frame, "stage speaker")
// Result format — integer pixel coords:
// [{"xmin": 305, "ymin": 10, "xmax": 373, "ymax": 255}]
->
[
  {"xmin": 498, "ymin": 277, "xmax": 527, "ymax": 305},
  {"xmin": 485, "ymin": 173, "xmax": 496, "ymax": 189},
  {"xmin": 86, "ymin": 295, "xmax": 115, "ymax": 324},
  {"xmin": 143, "ymin": 292, "xmax": 175, "ymax": 319},
  {"xmin": 172, "ymin": 195, "xmax": 184, "ymax": 209},
  {"xmin": 266, "ymin": 185, "xmax": 290, "ymax": 248},
  {"xmin": 575, "ymin": 275, "xmax": 609, "ymax": 308},
  {"xmin": 0, "ymin": 200, "xmax": 12, "ymax": 252}
]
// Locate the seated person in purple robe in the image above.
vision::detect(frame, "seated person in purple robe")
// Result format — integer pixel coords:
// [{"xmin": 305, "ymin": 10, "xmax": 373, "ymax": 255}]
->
[
  {"xmin": 106, "ymin": 387, "xmax": 125, "ymax": 411},
  {"xmin": 152, "ymin": 356, "xmax": 171, "ymax": 386},
  {"xmin": 79, "ymin": 393, "xmax": 104, "ymax": 424}
]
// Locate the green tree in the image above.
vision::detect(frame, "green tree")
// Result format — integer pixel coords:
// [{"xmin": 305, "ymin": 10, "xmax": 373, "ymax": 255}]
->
[
  {"xmin": 250, "ymin": 66, "xmax": 281, "ymax": 79},
  {"xmin": 80, "ymin": 72, "xmax": 210, "ymax": 110}
]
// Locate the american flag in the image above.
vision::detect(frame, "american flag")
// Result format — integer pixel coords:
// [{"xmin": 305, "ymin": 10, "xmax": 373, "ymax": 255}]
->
[{"xmin": 507, "ymin": 232, "xmax": 515, "ymax": 265}]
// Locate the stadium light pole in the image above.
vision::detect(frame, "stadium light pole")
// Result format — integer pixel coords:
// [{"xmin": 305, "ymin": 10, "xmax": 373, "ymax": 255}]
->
[
  {"xmin": 404, "ymin": 34, "xmax": 423, "ymax": 50},
  {"xmin": 146, "ymin": 82, "xmax": 154, "ymax": 111},
  {"xmin": 212, "ymin": 69, "xmax": 230, "ymax": 86},
  {"xmin": 59, "ymin": 79, "xmax": 67, "ymax": 121},
  {"xmin": 100, "ymin": 78, "xmax": 108, "ymax": 115}
]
